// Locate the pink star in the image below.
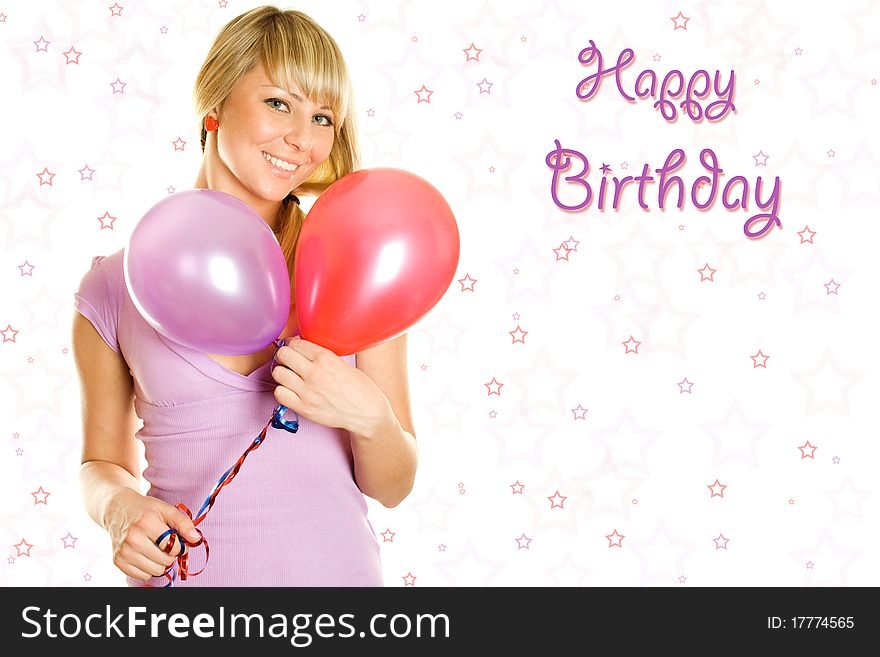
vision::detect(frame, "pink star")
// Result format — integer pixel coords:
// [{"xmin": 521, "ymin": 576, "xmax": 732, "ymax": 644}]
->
[
  {"xmin": 463, "ymin": 43, "xmax": 482, "ymax": 62},
  {"xmin": 824, "ymin": 279, "xmax": 840, "ymax": 294},
  {"xmin": 512, "ymin": 313, "xmax": 520, "ymax": 320},
  {"xmin": 36, "ymin": 167, "xmax": 55, "ymax": 186},
  {"xmin": 476, "ymin": 78, "xmax": 493, "ymax": 94},
  {"xmin": 758, "ymin": 292, "xmax": 766, "ymax": 300},
  {"xmin": 606, "ymin": 529, "xmax": 624, "ymax": 548},
  {"xmin": 438, "ymin": 544, "xmax": 446, "ymax": 552},
  {"xmin": 109, "ymin": 3, "xmax": 123, "ymax": 16},
  {"xmin": 15, "ymin": 448, "xmax": 23, "ymax": 456},
  {"xmin": 14, "ymin": 538, "xmax": 33, "ymax": 557},
  {"xmin": 827, "ymin": 148, "xmax": 835, "ymax": 157},
  {"xmin": 457, "ymin": 273, "xmax": 477, "ymax": 291},
  {"xmin": 2, "ymin": 324, "xmax": 20, "ymax": 343},
  {"xmin": 97, "ymin": 211, "xmax": 117, "ymax": 230},
  {"xmin": 832, "ymin": 456, "xmax": 840, "ymax": 465},
  {"xmin": 622, "ymin": 335, "xmax": 641, "ymax": 354},
  {"xmin": 805, "ymin": 561, "xmax": 814, "ymax": 569},
  {"xmin": 713, "ymin": 533, "xmax": 729, "ymax": 549},
  {"xmin": 31, "ymin": 486, "xmax": 50, "ymax": 505},
  {"xmin": 484, "ymin": 377, "xmax": 503, "ymax": 396},
  {"xmin": 679, "ymin": 575, "xmax": 687, "ymax": 584},
  {"xmin": 110, "ymin": 77, "xmax": 126, "ymax": 94},
  {"xmin": 510, "ymin": 481, "xmax": 524, "ymax": 494},
  {"xmin": 553, "ymin": 243, "xmax": 571, "ymax": 261},
  {"xmin": 18, "ymin": 261, "xmax": 35, "ymax": 276},
  {"xmin": 488, "ymin": 409, "xmax": 496, "ymax": 418},
  {"xmin": 795, "ymin": 47, "xmax": 803, "ymax": 56},
  {"xmin": 34, "ymin": 36, "xmax": 50, "ymax": 52},
  {"xmin": 798, "ymin": 440, "xmax": 817, "ymax": 459},
  {"xmin": 63, "ymin": 46, "xmax": 82, "ymax": 64},
  {"xmin": 78, "ymin": 164, "xmax": 95, "ymax": 180},
  {"xmin": 571, "ymin": 404, "xmax": 588, "ymax": 420},
  {"xmin": 381, "ymin": 529, "xmax": 395, "ymax": 543},
  {"xmin": 671, "ymin": 11, "xmax": 690, "ymax": 30},
  {"xmin": 697, "ymin": 263, "xmax": 717, "ymax": 281},
  {"xmin": 563, "ymin": 236, "xmax": 580, "ymax": 251},
  {"xmin": 797, "ymin": 226, "xmax": 816, "ymax": 243},
  {"xmin": 509, "ymin": 325, "xmax": 528, "ymax": 344},
  {"xmin": 402, "ymin": 572, "xmax": 416, "ymax": 586},
  {"xmin": 160, "ymin": 26, "xmax": 168, "ymax": 34},
  {"xmin": 677, "ymin": 377, "xmax": 694, "ymax": 393},
  {"xmin": 707, "ymin": 479, "xmax": 727, "ymax": 498},
  {"xmin": 414, "ymin": 84, "xmax": 433, "ymax": 103},
  {"xmin": 454, "ymin": 111, "xmax": 463, "ymax": 119},
  {"xmin": 515, "ymin": 533, "xmax": 532, "ymax": 549},
  {"xmin": 83, "ymin": 573, "xmax": 92, "ymax": 582},
  {"xmin": 547, "ymin": 491, "xmax": 567, "ymax": 509},
  {"xmin": 752, "ymin": 150, "xmax": 769, "ymax": 166},
  {"xmin": 172, "ymin": 137, "xmax": 186, "ymax": 151},
  {"xmin": 61, "ymin": 532, "xmax": 78, "ymax": 548},
  {"xmin": 357, "ymin": 14, "xmax": 366, "ymax": 22},
  {"xmin": 366, "ymin": 108, "xmax": 375, "ymax": 117},
  {"xmin": 0, "ymin": 13, "xmax": 7, "ymax": 23},
  {"xmin": 218, "ymin": 0, "xmax": 228, "ymax": 7},
  {"xmin": 750, "ymin": 350, "xmax": 769, "ymax": 368}
]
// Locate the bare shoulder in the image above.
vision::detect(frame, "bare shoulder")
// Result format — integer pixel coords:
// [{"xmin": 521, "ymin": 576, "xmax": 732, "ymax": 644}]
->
[
  {"xmin": 355, "ymin": 332, "xmax": 407, "ymax": 371},
  {"xmin": 355, "ymin": 333, "xmax": 414, "ymax": 437},
  {"xmin": 72, "ymin": 311, "xmax": 141, "ymax": 477}
]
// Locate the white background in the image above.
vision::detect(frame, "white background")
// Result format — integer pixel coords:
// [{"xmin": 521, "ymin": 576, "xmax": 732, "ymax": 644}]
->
[{"xmin": 1, "ymin": 0, "xmax": 878, "ymax": 586}]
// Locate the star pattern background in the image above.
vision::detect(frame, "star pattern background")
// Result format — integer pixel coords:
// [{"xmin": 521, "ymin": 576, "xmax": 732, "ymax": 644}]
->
[{"xmin": 1, "ymin": 0, "xmax": 878, "ymax": 587}]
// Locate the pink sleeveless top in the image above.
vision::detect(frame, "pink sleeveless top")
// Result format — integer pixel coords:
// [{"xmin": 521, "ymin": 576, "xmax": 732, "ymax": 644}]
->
[{"xmin": 74, "ymin": 249, "xmax": 383, "ymax": 586}]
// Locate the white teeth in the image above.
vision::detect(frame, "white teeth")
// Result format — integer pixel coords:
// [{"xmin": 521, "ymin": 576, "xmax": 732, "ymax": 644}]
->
[{"xmin": 262, "ymin": 151, "xmax": 298, "ymax": 172}]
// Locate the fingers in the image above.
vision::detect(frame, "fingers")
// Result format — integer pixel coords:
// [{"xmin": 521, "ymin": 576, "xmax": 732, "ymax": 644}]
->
[
  {"xmin": 161, "ymin": 506, "xmax": 201, "ymax": 544},
  {"xmin": 272, "ymin": 364, "xmax": 305, "ymax": 393},
  {"xmin": 114, "ymin": 532, "xmax": 175, "ymax": 581},
  {"xmin": 277, "ymin": 343, "xmax": 315, "ymax": 368}
]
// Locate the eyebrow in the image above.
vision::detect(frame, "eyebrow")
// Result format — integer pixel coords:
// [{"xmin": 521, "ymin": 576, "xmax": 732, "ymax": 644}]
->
[{"xmin": 261, "ymin": 85, "xmax": 331, "ymax": 111}]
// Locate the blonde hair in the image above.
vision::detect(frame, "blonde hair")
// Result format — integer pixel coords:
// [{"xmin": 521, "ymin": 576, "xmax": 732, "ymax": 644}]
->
[{"xmin": 193, "ymin": 5, "xmax": 359, "ymax": 305}]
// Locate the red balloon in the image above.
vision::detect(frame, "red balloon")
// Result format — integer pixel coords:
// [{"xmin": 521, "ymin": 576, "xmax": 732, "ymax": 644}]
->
[{"xmin": 295, "ymin": 168, "xmax": 460, "ymax": 356}]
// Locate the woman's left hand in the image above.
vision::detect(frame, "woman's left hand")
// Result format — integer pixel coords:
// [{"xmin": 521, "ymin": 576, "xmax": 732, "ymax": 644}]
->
[{"xmin": 271, "ymin": 337, "xmax": 390, "ymax": 436}]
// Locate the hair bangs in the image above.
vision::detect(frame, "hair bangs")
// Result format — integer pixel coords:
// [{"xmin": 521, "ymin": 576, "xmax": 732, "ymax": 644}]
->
[{"xmin": 259, "ymin": 16, "xmax": 350, "ymax": 128}]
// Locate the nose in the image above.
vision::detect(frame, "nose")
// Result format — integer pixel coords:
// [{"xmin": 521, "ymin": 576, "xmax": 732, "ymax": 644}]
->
[{"xmin": 283, "ymin": 118, "xmax": 313, "ymax": 152}]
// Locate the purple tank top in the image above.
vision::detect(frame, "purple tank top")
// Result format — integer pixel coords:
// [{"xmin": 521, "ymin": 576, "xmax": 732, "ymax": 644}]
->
[{"xmin": 74, "ymin": 249, "xmax": 383, "ymax": 586}]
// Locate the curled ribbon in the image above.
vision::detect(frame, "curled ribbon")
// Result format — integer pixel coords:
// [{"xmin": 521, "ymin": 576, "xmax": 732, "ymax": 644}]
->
[{"xmin": 149, "ymin": 332, "xmax": 301, "ymax": 587}]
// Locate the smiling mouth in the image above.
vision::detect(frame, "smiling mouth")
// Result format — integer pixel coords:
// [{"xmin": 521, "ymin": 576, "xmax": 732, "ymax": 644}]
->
[{"xmin": 262, "ymin": 151, "xmax": 299, "ymax": 172}]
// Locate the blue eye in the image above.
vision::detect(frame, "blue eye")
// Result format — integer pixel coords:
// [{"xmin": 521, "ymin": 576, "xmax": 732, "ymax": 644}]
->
[
  {"xmin": 265, "ymin": 98, "xmax": 290, "ymax": 112},
  {"xmin": 316, "ymin": 114, "xmax": 334, "ymax": 127}
]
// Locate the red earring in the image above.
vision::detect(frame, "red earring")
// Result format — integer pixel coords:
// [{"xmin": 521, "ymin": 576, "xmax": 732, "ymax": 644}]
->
[{"xmin": 205, "ymin": 116, "xmax": 219, "ymax": 132}]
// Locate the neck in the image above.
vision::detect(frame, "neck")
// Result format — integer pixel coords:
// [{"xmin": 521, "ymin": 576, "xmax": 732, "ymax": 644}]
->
[{"xmin": 195, "ymin": 152, "xmax": 283, "ymax": 232}]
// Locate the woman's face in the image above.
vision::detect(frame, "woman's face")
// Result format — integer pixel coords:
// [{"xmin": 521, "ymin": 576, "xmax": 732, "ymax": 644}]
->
[{"xmin": 212, "ymin": 62, "xmax": 336, "ymax": 207}]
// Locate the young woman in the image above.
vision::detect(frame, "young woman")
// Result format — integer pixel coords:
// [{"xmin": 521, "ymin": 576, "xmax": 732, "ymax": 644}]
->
[{"xmin": 72, "ymin": 6, "xmax": 417, "ymax": 587}]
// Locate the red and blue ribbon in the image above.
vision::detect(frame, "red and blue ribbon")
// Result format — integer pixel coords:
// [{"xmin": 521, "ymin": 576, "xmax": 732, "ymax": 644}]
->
[{"xmin": 150, "ymin": 332, "xmax": 300, "ymax": 587}]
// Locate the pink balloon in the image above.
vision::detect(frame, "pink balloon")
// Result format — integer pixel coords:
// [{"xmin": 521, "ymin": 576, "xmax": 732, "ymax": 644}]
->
[
  {"xmin": 124, "ymin": 189, "xmax": 290, "ymax": 355},
  {"xmin": 295, "ymin": 168, "xmax": 460, "ymax": 356}
]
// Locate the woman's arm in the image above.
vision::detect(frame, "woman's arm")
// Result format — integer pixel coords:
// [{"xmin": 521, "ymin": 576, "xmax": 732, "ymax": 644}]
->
[{"xmin": 351, "ymin": 333, "xmax": 418, "ymax": 508}]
